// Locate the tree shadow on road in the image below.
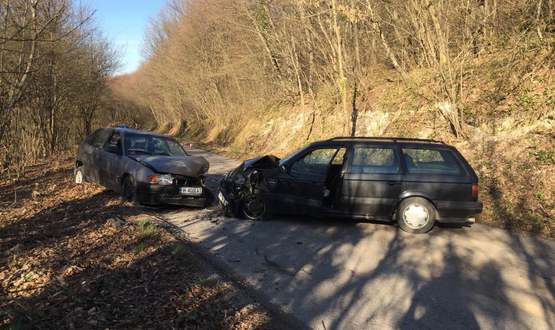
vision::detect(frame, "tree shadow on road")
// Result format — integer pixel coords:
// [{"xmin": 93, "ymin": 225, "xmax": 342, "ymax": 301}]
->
[{"xmin": 184, "ymin": 210, "xmax": 554, "ymax": 329}]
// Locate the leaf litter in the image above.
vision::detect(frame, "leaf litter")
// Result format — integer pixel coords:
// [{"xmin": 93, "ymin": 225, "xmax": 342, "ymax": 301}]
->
[{"xmin": 0, "ymin": 156, "xmax": 282, "ymax": 329}]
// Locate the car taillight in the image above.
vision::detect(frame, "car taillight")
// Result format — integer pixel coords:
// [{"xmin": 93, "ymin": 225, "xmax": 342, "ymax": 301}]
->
[{"xmin": 472, "ymin": 184, "xmax": 479, "ymax": 200}]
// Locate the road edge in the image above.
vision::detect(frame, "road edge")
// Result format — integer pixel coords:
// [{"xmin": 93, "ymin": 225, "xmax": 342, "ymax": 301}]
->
[{"xmin": 148, "ymin": 211, "xmax": 310, "ymax": 330}]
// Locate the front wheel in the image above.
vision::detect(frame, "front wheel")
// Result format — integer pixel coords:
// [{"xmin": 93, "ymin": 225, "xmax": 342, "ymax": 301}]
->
[
  {"xmin": 397, "ymin": 197, "xmax": 436, "ymax": 234},
  {"xmin": 75, "ymin": 167, "xmax": 84, "ymax": 184},
  {"xmin": 121, "ymin": 176, "xmax": 138, "ymax": 204},
  {"xmin": 241, "ymin": 195, "xmax": 269, "ymax": 221}
]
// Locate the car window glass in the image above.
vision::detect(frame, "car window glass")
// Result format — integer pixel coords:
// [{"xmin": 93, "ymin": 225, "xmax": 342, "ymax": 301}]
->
[
  {"xmin": 152, "ymin": 139, "xmax": 166, "ymax": 155},
  {"xmin": 166, "ymin": 140, "xmax": 187, "ymax": 156},
  {"xmin": 290, "ymin": 148, "xmax": 337, "ymax": 178},
  {"xmin": 85, "ymin": 129, "xmax": 101, "ymax": 145},
  {"xmin": 125, "ymin": 133, "xmax": 186, "ymax": 156},
  {"xmin": 350, "ymin": 146, "xmax": 399, "ymax": 174},
  {"xmin": 104, "ymin": 132, "xmax": 122, "ymax": 154},
  {"xmin": 402, "ymin": 148, "xmax": 462, "ymax": 175},
  {"xmin": 331, "ymin": 148, "xmax": 347, "ymax": 165},
  {"xmin": 92, "ymin": 129, "xmax": 111, "ymax": 148}
]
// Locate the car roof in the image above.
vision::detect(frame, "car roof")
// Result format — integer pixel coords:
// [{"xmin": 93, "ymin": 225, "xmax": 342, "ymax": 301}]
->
[
  {"xmin": 310, "ymin": 137, "xmax": 452, "ymax": 148},
  {"xmin": 112, "ymin": 127, "xmax": 175, "ymax": 140}
]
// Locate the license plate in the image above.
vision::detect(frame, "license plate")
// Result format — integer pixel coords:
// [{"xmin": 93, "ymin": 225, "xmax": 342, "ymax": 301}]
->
[
  {"xmin": 180, "ymin": 187, "xmax": 203, "ymax": 196},
  {"xmin": 218, "ymin": 192, "xmax": 228, "ymax": 206}
]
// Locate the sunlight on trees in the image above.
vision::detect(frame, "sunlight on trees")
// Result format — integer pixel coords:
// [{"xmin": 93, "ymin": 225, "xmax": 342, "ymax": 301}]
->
[
  {"xmin": 0, "ymin": 0, "xmax": 151, "ymax": 173},
  {"xmin": 126, "ymin": 0, "xmax": 554, "ymax": 140}
]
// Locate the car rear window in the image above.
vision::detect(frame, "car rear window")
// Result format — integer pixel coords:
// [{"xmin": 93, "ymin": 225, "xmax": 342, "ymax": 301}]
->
[
  {"xmin": 402, "ymin": 148, "xmax": 462, "ymax": 175},
  {"xmin": 349, "ymin": 146, "xmax": 399, "ymax": 174}
]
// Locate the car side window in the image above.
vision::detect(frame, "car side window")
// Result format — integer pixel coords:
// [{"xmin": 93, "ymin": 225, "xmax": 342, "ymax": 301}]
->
[
  {"xmin": 331, "ymin": 148, "xmax": 347, "ymax": 165},
  {"xmin": 402, "ymin": 148, "xmax": 462, "ymax": 175},
  {"xmin": 92, "ymin": 129, "xmax": 112, "ymax": 148},
  {"xmin": 104, "ymin": 132, "xmax": 122, "ymax": 154},
  {"xmin": 290, "ymin": 148, "xmax": 337, "ymax": 179},
  {"xmin": 349, "ymin": 146, "xmax": 399, "ymax": 174}
]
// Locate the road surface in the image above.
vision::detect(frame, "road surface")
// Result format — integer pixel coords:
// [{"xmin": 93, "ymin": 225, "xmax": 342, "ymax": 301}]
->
[{"xmin": 156, "ymin": 148, "xmax": 555, "ymax": 330}]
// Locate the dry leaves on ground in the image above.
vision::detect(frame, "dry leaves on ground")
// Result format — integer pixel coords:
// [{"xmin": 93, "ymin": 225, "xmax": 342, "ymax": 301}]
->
[{"xmin": 0, "ymin": 156, "xmax": 280, "ymax": 329}]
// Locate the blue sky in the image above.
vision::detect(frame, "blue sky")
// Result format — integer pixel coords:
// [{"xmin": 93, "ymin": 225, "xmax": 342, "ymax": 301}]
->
[{"xmin": 79, "ymin": 0, "xmax": 168, "ymax": 74}]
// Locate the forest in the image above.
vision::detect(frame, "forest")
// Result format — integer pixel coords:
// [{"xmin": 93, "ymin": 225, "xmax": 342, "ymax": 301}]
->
[{"xmin": 0, "ymin": 0, "xmax": 150, "ymax": 174}]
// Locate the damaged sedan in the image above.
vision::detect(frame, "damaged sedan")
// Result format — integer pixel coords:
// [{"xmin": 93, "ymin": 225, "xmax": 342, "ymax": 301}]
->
[
  {"xmin": 218, "ymin": 137, "xmax": 482, "ymax": 233},
  {"xmin": 75, "ymin": 127, "xmax": 210, "ymax": 207}
]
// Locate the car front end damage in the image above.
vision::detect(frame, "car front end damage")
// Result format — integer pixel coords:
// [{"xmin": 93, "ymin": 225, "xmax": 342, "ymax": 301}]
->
[
  {"xmin": 130, "ymin": 155, "xmax": 211, "ymax": 207},
  {"xmin": 218, "ymin": 155, "xmax": 280, "ymax": 218},
  {"xmin": 136, "ymin": 174, "xmax": 208, "ymax": 207}
]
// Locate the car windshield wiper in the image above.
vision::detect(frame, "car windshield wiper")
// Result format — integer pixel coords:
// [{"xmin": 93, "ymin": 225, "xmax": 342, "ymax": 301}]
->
[{"xmin": 153, "ymin": 151, "xmax": 172, "ymax": 156}]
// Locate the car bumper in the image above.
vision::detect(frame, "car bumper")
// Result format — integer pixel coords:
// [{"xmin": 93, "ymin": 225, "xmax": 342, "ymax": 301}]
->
[
  {"xmin": 136, "ymin": 183, "xmax": 207, "ymax": 208},
  {"xmin": 436, "ymin": 200, "xmax": 483, "ymax": 224},
  {"xmin": 217, "ymin": 180, "xmax": 244, "ymax": 215}
]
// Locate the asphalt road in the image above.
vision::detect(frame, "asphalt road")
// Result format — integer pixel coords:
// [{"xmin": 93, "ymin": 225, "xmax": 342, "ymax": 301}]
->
[{"xmin": 157, "ymin": 148, "xmax": 555, "ymax": 330}]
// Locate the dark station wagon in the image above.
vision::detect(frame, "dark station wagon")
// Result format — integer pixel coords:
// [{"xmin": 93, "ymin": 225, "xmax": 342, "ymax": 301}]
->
[{"xmin": 218, "ymin": 137, "xmax": 483, "ymax": 233}]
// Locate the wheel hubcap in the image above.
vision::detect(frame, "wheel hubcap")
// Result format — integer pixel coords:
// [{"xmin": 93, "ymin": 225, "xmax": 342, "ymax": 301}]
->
[
  {"xmin": 403, "ymin": 204, "xmax": 429, "ymax": 229},
  {"xmin": 75, "ymin": 171, "xmax": 83, "ymax": 184}
]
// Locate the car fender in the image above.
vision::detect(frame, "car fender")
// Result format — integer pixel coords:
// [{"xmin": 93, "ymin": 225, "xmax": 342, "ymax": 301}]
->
[{"xmin": 116, "ymin": 157, "xmax": 150, "ymax": 191}]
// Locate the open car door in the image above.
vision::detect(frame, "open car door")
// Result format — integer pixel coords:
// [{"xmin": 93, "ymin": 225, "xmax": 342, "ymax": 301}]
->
[{"xmin": 275, "ymin": 147, "xmax": 347, "ymax": 214}]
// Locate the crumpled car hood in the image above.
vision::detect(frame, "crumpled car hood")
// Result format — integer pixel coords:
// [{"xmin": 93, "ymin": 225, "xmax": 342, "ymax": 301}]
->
[
  {"xmin": 132, "ymin": 155, "xmax": 209, "ymax": 177},
  {"xmin": 242, "ymin": 155, "xmax": 280, "ymax": 170}
]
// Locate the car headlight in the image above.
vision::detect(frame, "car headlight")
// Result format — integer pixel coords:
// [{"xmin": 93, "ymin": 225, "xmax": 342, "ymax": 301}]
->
[{"xmin": 148, "ymin": 174, "xmax": 174, "ymax": 185}]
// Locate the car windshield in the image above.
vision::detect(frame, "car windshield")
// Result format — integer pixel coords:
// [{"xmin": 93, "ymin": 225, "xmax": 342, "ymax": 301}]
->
[
  {"xmin": 124, "ymin": 133, "xmax": 187, "ymax": 157},
  {"xmin": 279, "ymin": 146, "xmax": 307, "ymax": 166}
]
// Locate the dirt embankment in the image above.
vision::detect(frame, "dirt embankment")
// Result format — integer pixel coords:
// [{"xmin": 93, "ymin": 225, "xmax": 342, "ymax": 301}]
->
[{"xmin": 0, "ymin": 157, "xmax": 282, "ymax": 329}]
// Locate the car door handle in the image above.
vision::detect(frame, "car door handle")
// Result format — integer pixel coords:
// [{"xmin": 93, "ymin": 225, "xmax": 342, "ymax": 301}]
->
[{"xmin": 387, "ymin": 181, "xmax": 401, "ymax": 186}]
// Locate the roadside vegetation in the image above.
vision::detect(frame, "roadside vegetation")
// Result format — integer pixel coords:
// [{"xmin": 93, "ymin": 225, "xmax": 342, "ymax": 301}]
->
[
  {"xmin": 0, "ymin": 0, "xmax": 152, "ymax": 176},
  {"xmin": 120, "ymin": 0, "xmax": 554, "ymax": 237}
]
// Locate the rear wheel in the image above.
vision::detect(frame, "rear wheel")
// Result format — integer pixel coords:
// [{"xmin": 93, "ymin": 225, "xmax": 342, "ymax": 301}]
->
[
  {"xmin": 397, "ymin": 197, "xmax": 435, "ymax": 234},
  {"xmin": 241, "ymin": 195, "xmax": 269, "ymax": 221}
]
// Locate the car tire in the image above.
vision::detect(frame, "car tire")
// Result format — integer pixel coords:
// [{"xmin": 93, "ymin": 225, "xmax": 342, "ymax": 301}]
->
[
  {"xmin": 397, "ymin": 197, "xmax": 436, "ymax": 234},
  {"xmin": 122, "ymin": 175, "xmax": 138, "ymax": 204},
  {"xmin": 204, "ymin": 189, "xmax": 215, "ymax": 208},
  {"xmin": 75, "ymin": 167, "xmax": 85, "ymax": 184},
  {"xmin": 222, "ymin": 203, "xmax": 237, "ymax": 217},
  {"xmin": 241, "ymin": 194, "xmax": 269, "ymax": 221}
]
